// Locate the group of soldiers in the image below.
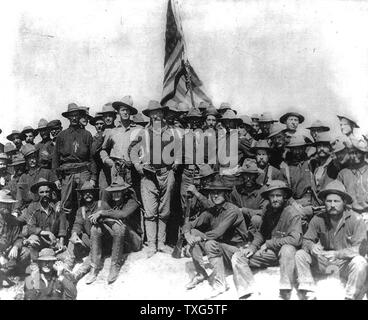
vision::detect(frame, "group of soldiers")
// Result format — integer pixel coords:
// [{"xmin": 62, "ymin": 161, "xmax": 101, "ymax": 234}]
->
[{"xmin": 0, "ymin": 95, "xmax": 368, "ymax": 300}]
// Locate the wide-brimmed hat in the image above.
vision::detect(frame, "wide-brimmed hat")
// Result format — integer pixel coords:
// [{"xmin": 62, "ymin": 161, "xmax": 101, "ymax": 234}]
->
[
  {"xmin": 47, "ymin": 120, "xmax": 62, "ymax": 129},
  {"xmin": 9, "ymin": 154, "xmax": 25, "ymax": 166},
  {"xmin": 105, "ymin": 176, "xmax": 131, "ymax": 192},
  {"xmin": 279, "ymin": 111, "xmax": 305, "ymax": 124},
  {"xmin": 76, "ymin": 181, "xmax": 100, "ymax": 194},
  {"xmin": 258, "ymin": 112, "xmax": 277, "ymax": 123},
  {"xmin": 237, "ymin": 159, "xmax": 260, "ymax": 175},
  {"xmin": 0, "ymin": 153, "xmax": 8, "ymax": 162},
  {"xmin": 0, "ymin": 189, "xmax": 17, "ymax": 204},
  {"xmin": 332, "ymin": 139, "xmax": 347, "ymax": 154},
  {"xmin": 132, "ymin": 113, "xmax": 149, "ymax": 126},
  {"xmin": 184, "ymin": 108, "xmax": 203, "ymax": 119},
  {"xmin": 142, "ymin": 100, "xmax": 168, "ymax": 117},
  {"xmin": 194, "ymin": 164, "xmax": 218, "ymax": 180},
  {"xmin": 37, "ymin": 248, "xmax": 57, "ymax": 262},
  {"xmin": 4, "ymin": 143, "xmax": 16, "ymax": 154},
  {"xmin": 219, "ymin": 102, "xmax": 237, "ymax": 114},
  {"xmin": 6, "ymin": 130, "xmax": 21, "ymax": 141},
  {"xmin": 286, "ymin": 135, "xmax": 311, "ymax": 148},
  {"xmin": 90, "ymin": 113, "xmax": 104, "ymax": 126},
  {"xmin": 351, "ymin": 139, "xmax": 368, "ymax": 153},
  {"xmin": 251, "ymin": 113, "xmax": 260, "ymax": 121},
  {"xmin": 198, "ymin": 101, "xmax": 210, "ymax": 112},
  {"xmin": 318, "ymin": 180, "xmax": 353, "ymax": 204},
  {"xmin": 177, "ymin": 102, "xmax": 190, "ymax": 114},
  {"xmin": 306, "ymin": 120, "xmax": 330, "ymax": 132},
  {"xmin": 268, "ymin": 123, "xmax": 287, "ymax": 138},
  {"xmin": 30, "ymin": 178, "xmax": 56, "ymax": 194},
  {"xmin": 112, "ymin": 96, "xmax": 138, "ymax": 115},
  {"xmin": 337, "ymin": 114, "xmax": 359, "ymax": 129},
  {"xmin": 219, "ymin": 110, "xmax": 241, "ymax": 123},
  {"xmin": 79, "ymin": 106, "xmax": 93, "ymax": 121},
  {"xmin": 165, "ymin": 100, "xmax": 181, "ymax": 114},
  {"xmin": 20, "ymin": 126, "xmax": 37, "ymax": 140},
  {"xmin": 21, "ymin": 144, "xmax": 38, "ymax": 158},
  {"xmin": 203, "ymin": 178, "xmax": 232, "ymax": 192},
  {"xmin": 62, "ymin": 103, "xmax": 87, "ymax": 118},
  {"xmin": 251, "ymin": 140, "xmax": 271, "ymax": 152},
  {"xmin": 239, "ymin": 115, "xmax": 253, "ymax": 127},
  {"xmin": 100, "ymin": 103, "xmax": 117, "ymax": 115},
  {"xmin": 205, "ymin": 106, "xmax": 220, "ymax": 118},
  {"xmin": 261, "ymin": 180, "xmax": 292, "ymax": 199},
  {"xmin": 313, "ymin": 132, "xmax": 332, "ymax": 146}
]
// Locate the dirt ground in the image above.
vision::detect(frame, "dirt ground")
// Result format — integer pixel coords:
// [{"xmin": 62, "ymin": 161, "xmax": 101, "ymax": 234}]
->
[{"xmin": 0, "ymin": 245, "xmax": 352, "ymax": 300}]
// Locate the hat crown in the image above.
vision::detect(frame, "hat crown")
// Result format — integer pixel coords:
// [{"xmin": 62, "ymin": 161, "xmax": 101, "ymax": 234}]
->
[
  {"xmin": 37, "ymin": 118, "xmax": 49, "ymax": 128},
  {"xmin": 239, "ymin": 115, "xmax": 252, "ymax": 126},
  {"xmin": 0, "ymin": 189, "xmax": 17, "ymax": 203},
  {"xmin": 186, "ymin": 108, "xmax": 203, "ymax": 118},
  {"xmin": 259, "ymin": 112, "xmax": 275, "ymax": 122},
  {"xmin": 239, "ymin": 158, "xmax": 259, "ymax": 174},
  {"xmin": 321, "ymin": 180, "xmax": 347, "ymax": 194},
  {"xmin": 198, "ymin": 101, "xmax": 210, "ymax": 110},
  {"xmin": 147, "ymin": 100, "xmax": 161, "ymax": 110},
  {"xmin": 22, "ymin": 126, "xmax": 34, "ymax": 132},
  {"xmin": 132, "ymin": 113, "xmax": 148, "ymax": 123},
  {"xmin": 178, "ymin": 102, "xmax": 190, "ymax": 112},
  {"xmin": 253, "ymin": 139, "xmax": 270, "ymax": 149},
  {"xmin": 268, "ymin": 123, "xmax": 287, "ymax": 137},
  {"xmin": 197, "ymin": 164, "xmax": 215, "ymax": 177},
  {"xmin": 337, "ymin": 114, "xmax": 359, "ymax": 128},
  {"xmin": 165, "ymin": 100, "xmax": 178, "ymax": 108},
  {"xmin": 0, "ymin": 153, "xmax": 8, "ymax": 161},
  {"xmin": 314, "ymin": 132, "xmax": 332, "ymax": 143},
  {"xmin": 38, "ymin": 248, "xmax": 56, "ymax": 259},
  {"xmin": 47, "ymin": 120, "xmax": 62, "ymax": 128},
  {"xmin": 261, "ymin": 180, "xmax": 291, "ymax": 197},
  {"xmin": 206, "ymin": 106, "xmax": 219, "ymax": 116},
  {"xmin": 221, "ymin": 109, "xmax": 237, "ymax": 120},
  {"xmin": 22, "ymin": 144, "xmax": 37, "ymax": 157},
  {"xmin": 219, "ymin": 102, "xmax": 231, "ymax": 110},
  {"xmin": 10, "ymin": 154, "xmax": 25, "ymax": 165},
  {"xmin": 205, "ymin": 176, "xmax": 231, "ymax": 190},
  {"xmin": 4, "ymin": 142, "xmax": 16, "ymax": 153},
  {"xmin": 80, "ymin": 181, "xmax": 96, "ymax": 191},
  {"xmin": 287, "ymin": 134, "xmax": 309, "ymax": 147},
  {"xmin": 121, "ymin": 95, "xmax": 133, "ymax": 107},
  {"xmin": 101, "ymin": 103, "xmax": 116, "ymax": 113},
  {"xmin": 251, "ymin": 113, "xmax": 259, "ymax": 120}
]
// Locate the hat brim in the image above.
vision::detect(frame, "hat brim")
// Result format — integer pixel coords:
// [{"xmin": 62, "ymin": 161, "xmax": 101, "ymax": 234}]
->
[
  {"xmin": 194, "ymin": 171, "xmax": 218, "ymax": 180},
  {"xmin": 30, "ymin": 181, "xmax": 56, "ymax": 194},
  {"xmin": 90, "ymin": 117, "xmax": 104, "ymax": 126},
  {"xmin": 261, "ymin": 186, "xmax": 292, "ymax": 199},
  {"xmin": 105, "ymin": 185, "xmax": 131, "ymax": 192},
  {"xmin": 24, "ymin": 149, "xmax": 39, "ymax": 158},
  {"xmin": 112, "ymin": 102, "xmax": 138, "ymax": 115},
  {"xmin": 337, "ymin": 116, "xmax": 359, "ymax": 129},
  {"xmin": 237, "ymin": 170, "xmax": 260, "ymax": 176},
  {"xmin": 37, "ymin": 256, "xmax": 57, "ymax": 261},
  {"xmin": 203, "ymin": 186, "xmax": 232, "ymax": 192},
  {"xmin": 280, "ymin": 113, "xmax": 305, "ymax": 124},
  {"xmin": 0, "ymin": 198, "xmax": 18, "ymax": 204},
  {"xmin": 9, "ymin": 161, "xmax": 26, "ymax": 167},
  {"xmin": 76, "ymin": 187, "xmax": 100, "ymax": 193},
  {"xmin": 318, "ymin": 189, "xmax": 353, "ymax": 204},
  {"xmin": 306, "ymin": 125, "xmax": 329, "ymax": 132},
  {"xmin": 6, "ymin": 133, "xmax": 21, "ymax": 141},
  {"xmin": 20, "ymin": 129, "xmax": 37, "ymax": 139},
  {"xmin": 61, "ymin": 109, "xmax": 87, "ymax": 118},
  {"xmin": 142, "ymin": 106, "xmax": 168, "ymax": 117}
]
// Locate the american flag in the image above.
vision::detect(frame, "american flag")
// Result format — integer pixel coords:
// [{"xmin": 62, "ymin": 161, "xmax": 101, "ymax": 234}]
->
[{"xmin": 161, "ymin": 0, "xmax": 212, "ymax": 107}]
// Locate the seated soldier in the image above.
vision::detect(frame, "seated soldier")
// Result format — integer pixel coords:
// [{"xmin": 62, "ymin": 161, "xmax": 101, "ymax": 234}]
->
[
  {"xmin": 85, "ymin": 176, "xmax": 143, "ymax": 285},
  {"xmin": 24, "ymin": 248, "xmax": 77, "ymax": 300},
  {"xmin": 183, "ymin": 178, "xmax": 249, "ymax": 299},
  {"xmin": 64, "ymin": 181, "xmax": 110, "ymax": 282},
  {"xmin": 0, "ymin": 153, "xmax": 12, "ymax": 191},
  {"xmin": 229, "ymin": 160, "xmax": 267, "ymax": 235},
  {"xmin": 295, "ymin": 180, "xmax": 368, "ymax": 300},
  {"xmin": 23, "ymin": 178, "xmax": 66, "ymax": 261},
  {"xmin": 0, "ymin": 190, "xmax": 30, "ymax": 287},
  {"xmin": 231, "ymin": 180, "xmax": 302, "ymax": 300}
]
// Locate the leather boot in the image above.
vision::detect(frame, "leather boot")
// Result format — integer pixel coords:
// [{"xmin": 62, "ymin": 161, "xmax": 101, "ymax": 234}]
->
[
  {"xmin": 107, "ymin": 264, "xmax": 121, "ymax": 284},
  {"xmin": 108, "ymin": 227, "xmax": 124, "ymax": 284},
  {"xmin": 145, "ymin": 220, "xmax": 157, "ymax": 258},
  {"xmin": 85, "ymin": 266, "xmax": 99, "ymax": 285}
]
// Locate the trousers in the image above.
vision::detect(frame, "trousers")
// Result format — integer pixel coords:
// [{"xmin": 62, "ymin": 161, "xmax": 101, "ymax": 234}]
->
[
  {"xmin": 295, "ymin": 249, "xmax": 368, "ymax": 299},
  {"xmin": 232, "ymin": 244, "xmax": 297, "ymax": 298}
]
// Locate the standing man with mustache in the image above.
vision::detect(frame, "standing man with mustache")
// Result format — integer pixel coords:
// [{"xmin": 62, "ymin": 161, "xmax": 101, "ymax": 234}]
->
[
  {"xmin": 231, "ymin": 180, "xmax": 302, "ymax": 300},
  {"xmin": 52, "ymin": 104, "xmax": 97, "ymax": 236}
]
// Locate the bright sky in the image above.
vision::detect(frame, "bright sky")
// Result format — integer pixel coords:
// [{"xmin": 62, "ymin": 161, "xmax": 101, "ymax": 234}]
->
[{"xmin": 1, "ymin": 0, "xmax": 368, "ymax": 144}]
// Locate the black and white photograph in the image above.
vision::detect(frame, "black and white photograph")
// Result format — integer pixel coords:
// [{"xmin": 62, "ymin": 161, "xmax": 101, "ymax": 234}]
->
[{"xmin": 1, "ymin": 0, "xmax": 368, "ymax": 303}]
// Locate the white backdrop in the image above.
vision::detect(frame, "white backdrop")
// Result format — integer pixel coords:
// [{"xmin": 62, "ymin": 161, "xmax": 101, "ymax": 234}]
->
[{"xmin": 1, "ymin": 0, "xmax": 368, "ymax": 144}]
